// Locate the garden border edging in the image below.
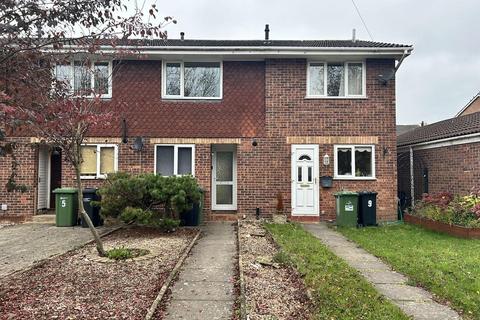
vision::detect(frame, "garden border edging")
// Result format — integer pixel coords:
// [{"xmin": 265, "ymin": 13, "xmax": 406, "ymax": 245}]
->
[
  {"xmin": 404, "ymin": 213, "xmax": 480, "ymax": 239},
  {"xmin": 144, "ymin": 229, "xmax": 201, "ymax": 320},
  {"xmin": 236, "ymin": 220, "xmax": 247, "ymax": 320}
]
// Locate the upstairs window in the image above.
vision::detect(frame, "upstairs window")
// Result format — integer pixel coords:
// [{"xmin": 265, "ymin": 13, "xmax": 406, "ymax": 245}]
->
[
  {"xmin": 307, "ymin": 61, "xmax": 365, "ymax": 98},
  {"xmin": 334, "ymin": 145, "xmax": 375, "ymax": 179},
  {"xmin": 80, "ymin": 144, "xmax": 118, "ymax": 179},
  {"xmin": 55, "ymin": 61, "xmax": 112, "ymax": 98},
  {"xmin": 163, "ymin": 61, "xmax": 222, "ymax": 99}
]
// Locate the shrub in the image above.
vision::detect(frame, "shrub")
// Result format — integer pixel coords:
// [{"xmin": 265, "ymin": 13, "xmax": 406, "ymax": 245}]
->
[
  {"xmin": 119, "ymin": 207, "xmax": 180, "ymax": 232},
  {"xmin": 98, "ymin": 173, "xmax": 202, "ymax": 220},
  {"xmin": 412, "ymin": 191, "xmax": 480, "ymax": 227},
  {"xmin": 106, "ymin": 247, "xmax": 149, "ymax": 261}
]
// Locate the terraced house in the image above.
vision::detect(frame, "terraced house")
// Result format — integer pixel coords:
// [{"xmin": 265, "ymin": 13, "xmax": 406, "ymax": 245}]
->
[{"xmin": 0, "ymin": 29, "xmax": 413, "ymax": 222}]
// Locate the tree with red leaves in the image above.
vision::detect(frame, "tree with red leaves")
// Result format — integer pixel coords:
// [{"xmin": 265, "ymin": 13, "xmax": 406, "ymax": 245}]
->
[{"xmin": 0, "ymin": 0, "xmax": 175, "ymax": 256}]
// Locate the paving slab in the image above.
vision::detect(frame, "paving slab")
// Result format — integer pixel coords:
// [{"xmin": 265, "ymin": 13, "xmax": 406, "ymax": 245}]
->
[
  {"xmin": 0, "ymin": 219, "xmax": 115, "ymax": 279},
  {"xmin": 165, "ymin": 300, "xmax": 233, "ymax": 320},
  {"xmin": 164, "ymin": 222, "xmax": 235, "ymax": 320},
  {"xmin": 303, "ymin": 223, "xmax": 461, "ymax": 320}
]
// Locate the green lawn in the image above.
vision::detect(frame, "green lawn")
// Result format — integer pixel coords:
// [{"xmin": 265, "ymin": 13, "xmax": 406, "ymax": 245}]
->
[
  {"xmin": 338, "ymin": 223, "xmax": 480, "ymax": 319},
  {"xmin": 265, "ymin": 223, "xmax": 409, "ymax": 320}
]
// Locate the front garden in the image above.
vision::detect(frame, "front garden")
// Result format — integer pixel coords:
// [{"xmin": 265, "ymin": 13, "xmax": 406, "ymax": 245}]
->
[
  {"xmin": 339, "ymin": 224, "xmax": 480, "ymax": 320},
  {"xmin": 265, "ymin": 223, "xmax": 409, "ymax": 320},
  {"xmin": 0, "ymin": 226, "xmax": 197, "ymax": 319},
  {"xmin": 0, "ymin": 172, "xmax": 204, "ymax": 319}
]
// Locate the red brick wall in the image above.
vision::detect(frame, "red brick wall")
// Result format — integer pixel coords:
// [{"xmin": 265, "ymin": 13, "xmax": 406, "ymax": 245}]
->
[
  {"xmin": 89, "ymin": 60, "xmax": 265, "ymax": 138},
  {"xmin": 261, "ymin": 58, "xmax": 398, "ymax": 221},
  {"xmin": 397, "ymin": 142, "xmax": 480, "ymax": 202},
  {"xmin": 2, "ymin": 58, "xmax": 399, "ymax": 222},
  {"xmin": 0, "ymin": 137, "xmax": 37, "ymax": 221}
]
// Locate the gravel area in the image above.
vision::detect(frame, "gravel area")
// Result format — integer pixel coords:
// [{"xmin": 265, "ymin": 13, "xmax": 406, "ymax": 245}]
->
[
  {"xmin": 0, "ymin": 226, "xmax": 197, "ymax": 320},
  {"xmin": 239, "ymin": 220, "xmax": 313, "ymax": 319}
]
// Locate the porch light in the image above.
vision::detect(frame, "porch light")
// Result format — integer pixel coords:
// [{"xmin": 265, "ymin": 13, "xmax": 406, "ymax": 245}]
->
[
  {"xmin": 252, "ymin": 138, "xmax": 258, "ymax": 147},
  {"xmin": 323, "ymin": 153, "xmax": 330, "ymax": 166}
]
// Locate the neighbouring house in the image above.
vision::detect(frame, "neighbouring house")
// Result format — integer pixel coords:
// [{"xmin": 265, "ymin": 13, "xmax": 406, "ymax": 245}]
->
[
  {"xmin": 456, "ymin": 91, "xmax": 480, "ymax": 117},
  {"xmin": 397, "ymin": 124, "xmax": 421, "ymax": 136},
  {"xmin": 397, "ymin": 111, "xmax": 480, "ymax": 207},
  {"xmin": 0, "ymin": 28, "xmax": 413, "ymax": 223}
]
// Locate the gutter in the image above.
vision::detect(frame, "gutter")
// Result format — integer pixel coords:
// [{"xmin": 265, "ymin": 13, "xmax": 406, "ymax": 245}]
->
[
  {"xmin": 397, "ymin": 131, "xmax": 480, "ymax": 152},
  {"xmin": 44, "ymin": 45, "xmax": 413, "ymax": 58},
  {"xmin": 394, "ymin": 49, "xmax": 411, "ymax": 72}
]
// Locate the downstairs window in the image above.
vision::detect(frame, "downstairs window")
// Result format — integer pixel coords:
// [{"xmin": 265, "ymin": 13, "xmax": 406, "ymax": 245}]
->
[
  {"xmin": 334, "ymin": 145, "xmax": 375, "ymax": 179},
  {"xmin": 80, "ymin": 144, "xmax": 118, "ymax": 179}
]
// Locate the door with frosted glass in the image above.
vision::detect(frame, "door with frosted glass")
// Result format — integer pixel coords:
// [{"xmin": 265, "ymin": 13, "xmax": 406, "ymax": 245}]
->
[
  {"xmin": 291, "ymin": 145, "xmax": 319, "ymax": 215},
  {"xmin": 212, "ymin": 147, "xmax": 237, "ymax": 210}
]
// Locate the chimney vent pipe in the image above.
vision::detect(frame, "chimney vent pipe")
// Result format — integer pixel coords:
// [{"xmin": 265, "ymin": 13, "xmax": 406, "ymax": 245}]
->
[{"xmin": 264, "ymin": 24, "xmax": 270, "ymax": 40}]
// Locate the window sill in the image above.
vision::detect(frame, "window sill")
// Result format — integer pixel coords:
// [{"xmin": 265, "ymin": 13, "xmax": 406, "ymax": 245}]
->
[
  {"xmin": 333, "ymin": 177, "xmax": 376, "ymax": 181},
  {"xmin": 161, "ymin": 96, "xmax": 222, "ymax": 101},
  {"xmin": 304, "ymin": 96, "xmax": 368, "ymax": 100},
  {"xmin": 80, "ymin": 176, "xmax": 106, "ymax": 180}
]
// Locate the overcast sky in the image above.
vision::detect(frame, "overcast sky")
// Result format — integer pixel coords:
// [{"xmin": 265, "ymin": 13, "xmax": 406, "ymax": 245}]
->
[{"xmin": 155, "ymin": 0, "xmax": 480, "ymax": 125}]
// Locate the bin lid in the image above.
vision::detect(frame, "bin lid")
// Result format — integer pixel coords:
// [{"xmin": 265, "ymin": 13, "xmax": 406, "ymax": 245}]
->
[
  {"xmin": 358, "ymin": 191, "xmax": 378, "ymax": 195},
  {"xmin": 53, "ymin": 187, "xmax": 78, "ymax": 194},
  {"xmin": 83, "ymin": 188, "xmax": 98, "ymax": 193},
  {"xmin": 334, "ymin": 191, "xmax": 358, "ymax": 196}
]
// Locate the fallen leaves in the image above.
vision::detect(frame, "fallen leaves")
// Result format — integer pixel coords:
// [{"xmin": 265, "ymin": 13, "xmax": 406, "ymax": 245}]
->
[
  {"xmin": 0, "ymin": 227, "xmax": 197, "ymax": 320},
  {"xmin": 239, "ymin": 221, "xmax": 313, "ymax": 320}
]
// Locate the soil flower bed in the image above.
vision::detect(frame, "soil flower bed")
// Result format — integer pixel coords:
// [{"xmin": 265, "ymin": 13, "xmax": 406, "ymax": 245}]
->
[
  {"xmin": 238, "ymin": 220, "xmax": 313, "ymax": 319},
  {"xmin": 0, "ymin": 226, "xmax": 197, "ymax": 320}
]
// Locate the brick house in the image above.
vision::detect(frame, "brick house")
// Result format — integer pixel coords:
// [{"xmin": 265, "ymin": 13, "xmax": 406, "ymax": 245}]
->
[
  {"xmin": 398, "ymin": 111, "xmax": 480, "ymax": 206},
  {"xmin": 0, "ymin": 33, "xmax": 413, "ymax": 222}
]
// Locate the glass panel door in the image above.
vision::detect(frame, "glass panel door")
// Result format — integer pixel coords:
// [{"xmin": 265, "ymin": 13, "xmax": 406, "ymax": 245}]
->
[{"xmin": 212, "ymin": 146, "xmax": 236, "ymax": 210}]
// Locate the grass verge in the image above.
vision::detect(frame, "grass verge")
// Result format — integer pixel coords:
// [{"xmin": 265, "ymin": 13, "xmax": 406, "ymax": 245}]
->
[
  {"xmin": 338, "ymin": 223, "xmax": 480, "ymax": 319},
  {"xmin": 265, "ymin": 223, "xmax": 409, "ymax": 320}
]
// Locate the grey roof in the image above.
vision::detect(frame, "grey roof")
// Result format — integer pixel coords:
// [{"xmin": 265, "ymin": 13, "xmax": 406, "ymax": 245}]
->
[
  {"xmin": 396, "ymin": 124, "xmax": 421, "ymax": 136},
  {"xmin": 68, "ymin": 38, "xmax": 411, "ymax": 49},
  {"xmin": 397, "ymin": 112, "xmax": 480, "ymax": 147}
]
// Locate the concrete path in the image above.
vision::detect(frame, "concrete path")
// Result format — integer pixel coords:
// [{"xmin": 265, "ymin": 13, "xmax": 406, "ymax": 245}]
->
[
  {"xmin": 164, "ymin": 222, "xmax": 236, "ymax": 320},
  {"xmin": 0, "ymin": 216, "xmax": 115, "ymax": 279},
  {"xmin": 303, "ymin": 223, "xmax": 461, "ymax": 320}
]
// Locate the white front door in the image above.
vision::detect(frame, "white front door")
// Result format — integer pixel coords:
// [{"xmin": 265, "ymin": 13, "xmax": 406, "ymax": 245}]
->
[
  {"xmin": 291, "ymin": 144, "xmax": 319, "ymax": 215},
  {"xmin": 212, "ymin": 145, "xmax": 237, "ymax": 210},
  {"xmin": 37, "ymin": 145, "xmax": 51, "ymax": 210}
]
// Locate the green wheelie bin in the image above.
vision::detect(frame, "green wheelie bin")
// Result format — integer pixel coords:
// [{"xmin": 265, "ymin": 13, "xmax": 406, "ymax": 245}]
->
[
  {"xmin": 334, "ymin": 191, "xmax": 359, "ymax": 227},
  {"xmin": 53, "ymin": 188, "xmax": 78, "ymax": 227}
]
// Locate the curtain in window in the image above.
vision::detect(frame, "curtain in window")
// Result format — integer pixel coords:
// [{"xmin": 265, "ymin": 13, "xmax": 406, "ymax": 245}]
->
[
  {"xmin": 355, "ymin": 147, "xmax": 372, "ymax": 177},
  {"xmin": 337, "ymin": 148, "xmax": 352, "ymax": 175},
  {"xmin": 100, "ymin": 147, "xmax": 115, "ymax": 174},
  {"xmin": 327, "ymin": 63, "xmax": 345, "ymax": 96},
  {"xmin": 156, "ymin": 146, "xmax": 174, "ymax": 176},
  {"xmin": 80, "ymin": 146, "xmax": 97, "ymax": 175},
  {"xmin": 348, "ymin": 63, "xmax": 363, "ymax": 95}
]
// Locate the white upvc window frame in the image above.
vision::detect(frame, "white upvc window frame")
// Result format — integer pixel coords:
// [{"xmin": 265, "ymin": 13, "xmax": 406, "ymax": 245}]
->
[
  {"xmin": 306, "ymin": 61, "xmax": 367, "ymax": 99},
  {"xmin": 154, "ymin": 144, "xmax": 196, "ymax": 176},
  {"xmin": 334, "ymin": 144, "xmax": 376, "ymax": 180},
  {"xmin": 161, "ymin": 60, "xmax": 223, "ymax": 100},
  {"xmin": 54, "ymin": 60, "xmax": 113, "ymax": 99},
  {"xmin": 80, "ymin": 144, "xmax": 118, "ymax": 180}
]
